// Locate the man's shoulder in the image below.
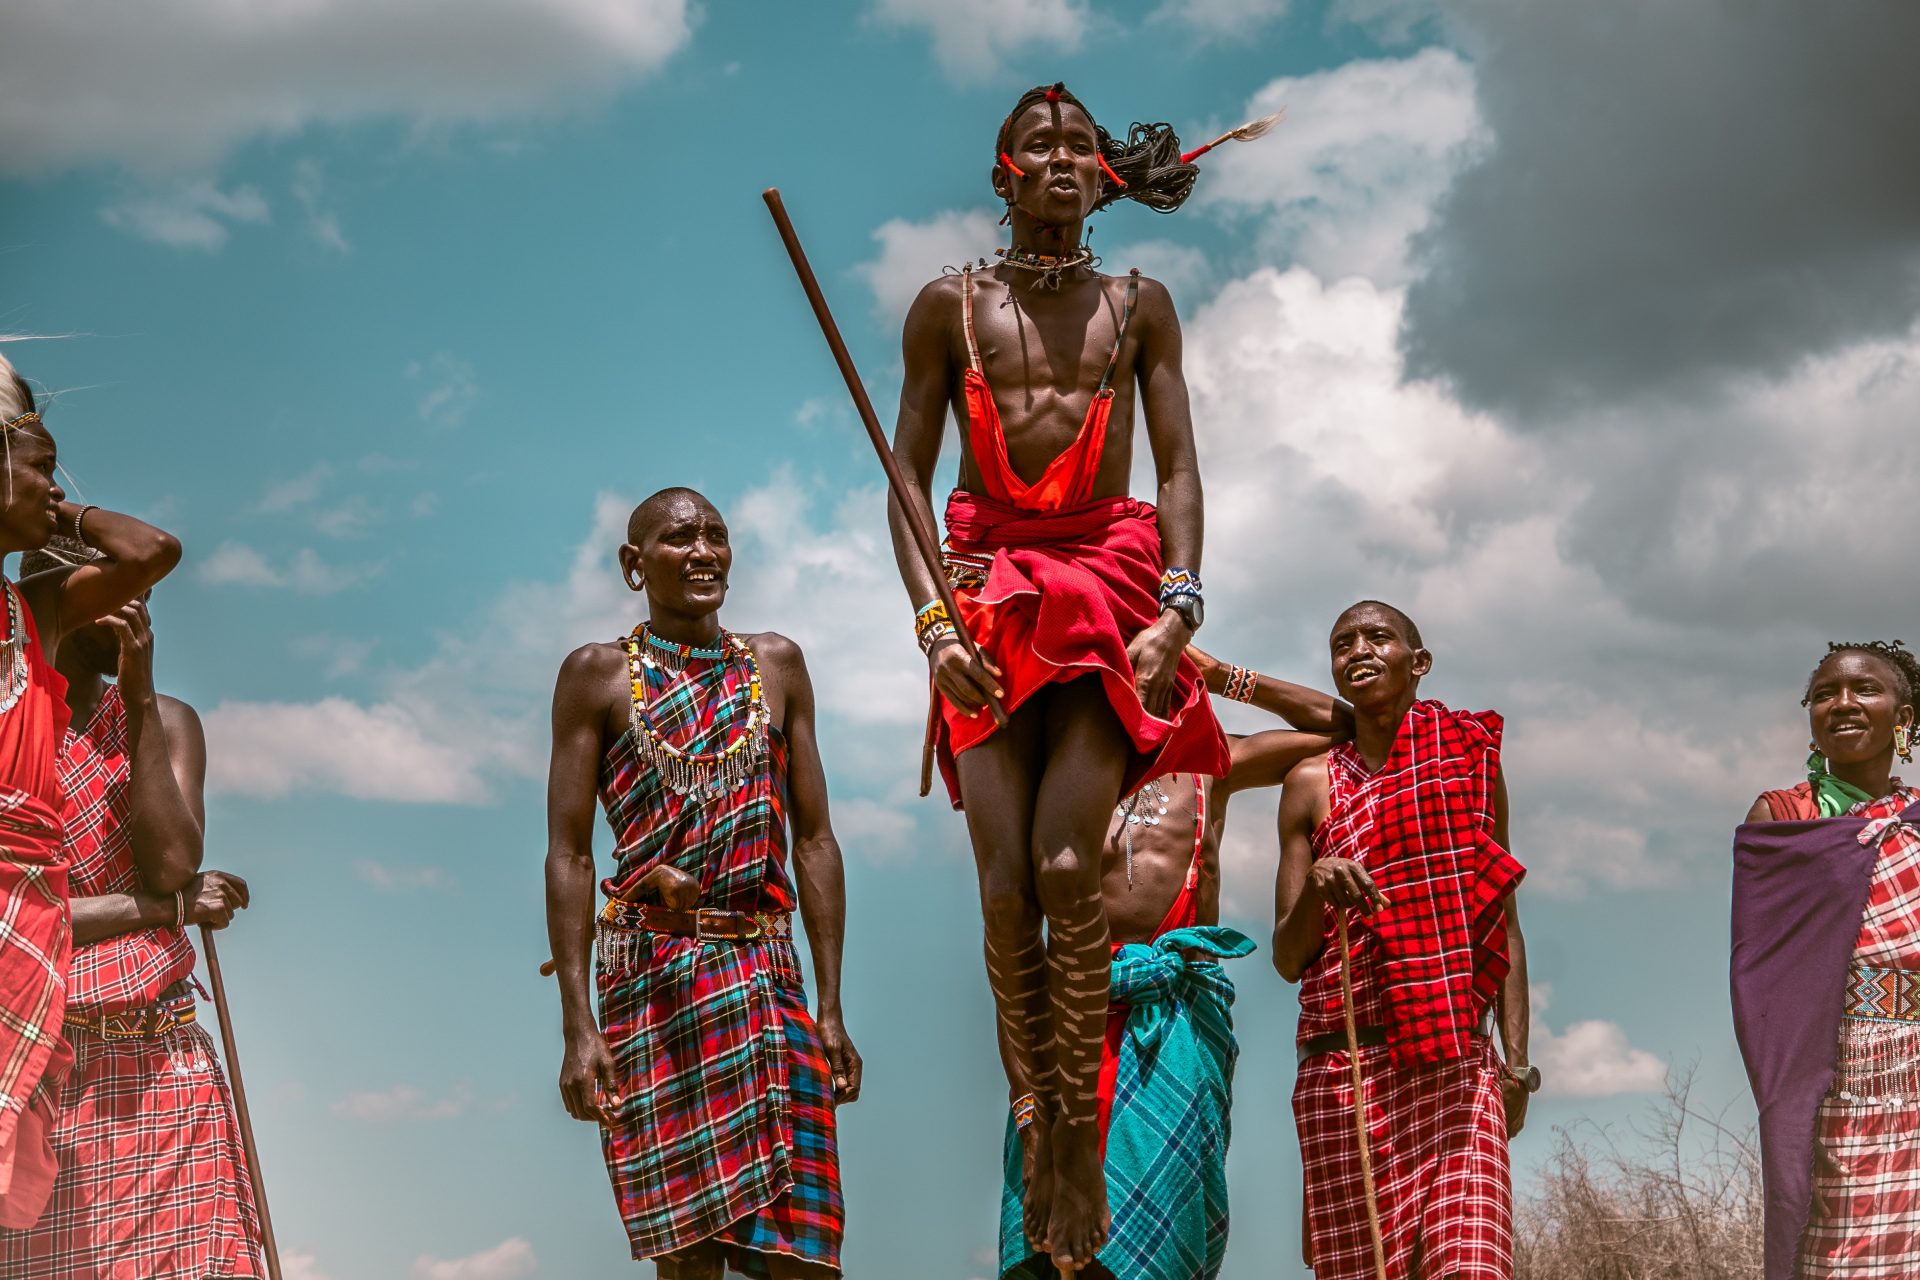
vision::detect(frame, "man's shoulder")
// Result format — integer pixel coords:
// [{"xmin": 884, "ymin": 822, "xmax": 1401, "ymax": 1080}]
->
[
  {"xmin": 742, "ymin": 630, "xmax": 805, "ymax": 669},
  {"xmin": 557, "ymin": 639, "xmax": 627, "ymax": 685},
  {"xmin": 152, "ymin": 691, "xmax": 201, "ymax": 729},
  {"xmin": 1283, "ymin": 752, "xmax": 1332, "ymax": 793}
]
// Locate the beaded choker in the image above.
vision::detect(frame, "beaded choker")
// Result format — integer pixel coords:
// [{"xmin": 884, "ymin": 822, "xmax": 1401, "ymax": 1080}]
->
[
  {"xmin": 0, "ymin": 581, "xmax": 28, "ymax": 716},
  {"xmin": 643, "ymin": 628, "xmax": 728, "ymax": 673},
  {"xmin": 622, "ymin": 625, "xmax": 769, "ymax": 800},
  {"xmin": 994, "ymin": 245, "xmax": 1098, "ymax": 291}
]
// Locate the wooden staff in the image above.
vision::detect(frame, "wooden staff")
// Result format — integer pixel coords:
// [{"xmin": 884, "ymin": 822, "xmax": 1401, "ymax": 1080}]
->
[
  {"xmin": 1336, "ymin": 912, "xmax": 1389, "ymax": 1280},
  {"xmin": 761, "ymin": 188, "xmax": 1007, "ymax": 797},
  {"xmin": 201, "ymin": 925, "xmax": 284, "ymax": 1280}
]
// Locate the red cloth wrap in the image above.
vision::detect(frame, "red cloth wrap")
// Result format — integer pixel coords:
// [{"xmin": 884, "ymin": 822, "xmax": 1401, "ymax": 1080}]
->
[{"xmin": 936, "ymin": 491, "xmax": 1229, "ymax": 808}]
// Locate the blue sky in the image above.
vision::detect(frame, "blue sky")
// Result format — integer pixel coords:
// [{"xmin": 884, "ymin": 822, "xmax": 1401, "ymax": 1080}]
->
[{"xmin": 4, "ymin": 1, "xmax": 1917, "ymax": 1276}]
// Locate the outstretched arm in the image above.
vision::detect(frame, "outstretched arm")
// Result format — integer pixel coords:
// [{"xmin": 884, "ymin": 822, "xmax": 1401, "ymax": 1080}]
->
[
  {"xmin": 1130, "ymin": 278, "xmax": 1201, "ymax": 717},
  {"xmin": 1188, "ymin": 644, "xmax": 1353, "ymax": 738},
  {"xmin": 1219, "ymin": 730, "xmax": 1336, "ymax": 801},
  {"xmin": 1492, "ymin": 768, "xmax": 1531, "ymax": 1137},
  {"xmin": 19, "ymin": 503, "xmax": 181, "ymax": 657},
  {"xmin": 545, "ymin": 646, "xmax": 617, "ymax": 1126},
  {"xmin": 888, "ymin": 277, "xmax": 1002, "ymax": 717},
  {"xmin": 772, "ymin": 636, "xmax": 862, "ymax": 1105}
]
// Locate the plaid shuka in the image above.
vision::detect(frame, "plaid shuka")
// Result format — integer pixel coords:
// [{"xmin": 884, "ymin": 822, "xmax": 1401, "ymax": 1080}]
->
[
  {"xmin": 0, "ymin": 589, "xmax": 72, "ymax": 1228},
  {"xmin": 1293, "ymin": 700, "xmax": 1520, "ymax": 1279},
  {"xmin": 999, "ymin": 926, "xmax": 1255, "ymax": 1280},
  {"xmin": 1298, "ymin": 700, "xmax": 1525, "ymax": 1069},
  {"xmin": 595, "ymin": 638, "xmax": 842, "ymax": 1274},
  {"xmin": 56, "ymin": 687, "xmax": 197, "ymax": 1014},
  {"xmin": 1798, "ymin": 783, "xmax": 1920, "ymax": 1276},
  {"xmin": 0, "ymin": 684, "xmax": 263, "ymax": 1275}
]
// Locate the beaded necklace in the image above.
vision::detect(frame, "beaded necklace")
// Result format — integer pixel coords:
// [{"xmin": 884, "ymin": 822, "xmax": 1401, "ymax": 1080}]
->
[
  {"xmin": 0, "ymin": 580, "xmax": 28, "ymax": 716},
  {"xmin": 994, "ymin": 244, "xmax": 1099, "ymax": 291},
  {"xmin": 622, "ymin": 623, "xmax": 769, "ymax": 800}
]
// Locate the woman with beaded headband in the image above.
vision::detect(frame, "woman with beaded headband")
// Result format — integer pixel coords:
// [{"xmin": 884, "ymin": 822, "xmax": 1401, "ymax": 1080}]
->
[
  {"xmin": 886, "ymin": 82, "xmax": 1277, "ymax": 1273},
  {"xmin": 1733, "ymin": 640, "xmax": 1920, "ymax": 1277},
  {"xmin": 0, "ymin": 350, "xmax": 182, "ymax": 1231}
]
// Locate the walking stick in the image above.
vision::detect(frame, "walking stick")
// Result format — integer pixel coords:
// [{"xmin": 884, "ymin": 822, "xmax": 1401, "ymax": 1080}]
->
[
  {"xmin": 761, "ymin": 188, "xmax": 1007, "ymax": 797},
  {"xmin": 1336, "ymin": 912, "xmax": 1390, "ymax": 1280},
  {"xmin": 201, "ymin": 925, "xmax": 285, "ymax": 1280}
]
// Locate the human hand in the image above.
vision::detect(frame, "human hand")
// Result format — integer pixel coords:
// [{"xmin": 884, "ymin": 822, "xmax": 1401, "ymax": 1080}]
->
[
  {"xmin": 929, "ymin": 636, "xmax": 1004, "ymax": 717},
  {"xmin": 1128, "ymin": 613, "xmax": 1190, "ymax": 718},
  {"xmin": 1308, "ymin": 858, "xmax": 1387, "ymax": 914},
  {"xmin": 559, "ymin": 1028, "xmax": 620, "ymax": 1126},
  {"xmin": 105, "ymin": 601, "xmax": 154, "ymax": 704},
  {"xmin": 638, "ymin": 863, "xmax": 700, "ymax": 911},
  {"xmin": 817, "ymin": 1015, "xmax": 863, "ymax": 1105},
  {"xmin": 1500, "ymin": 1071, "xmax": 1531, "ymax": 1137},
  {"xmin": 184, "ymin": 870, "xmax": 249, "ymax": 929},
  {"xmin": 1184, "ymin": 642, "xmax": 1221, "ymax": 688}
]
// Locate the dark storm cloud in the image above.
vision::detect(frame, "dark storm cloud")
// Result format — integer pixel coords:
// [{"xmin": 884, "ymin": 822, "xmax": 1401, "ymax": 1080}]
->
[{"xmin": 1400, "ymin": 0, "xmax": 1920, "ymax": 417}]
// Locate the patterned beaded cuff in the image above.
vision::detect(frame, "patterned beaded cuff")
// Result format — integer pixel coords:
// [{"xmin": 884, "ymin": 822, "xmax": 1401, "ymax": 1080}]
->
[
  {"xmin": 1223, "ymin": 664, "xmax": 1258, "ymax": 703},
  {"xmin": 1013, "ymin": 1093, "xmax": 1039, "ymax": 1130}
]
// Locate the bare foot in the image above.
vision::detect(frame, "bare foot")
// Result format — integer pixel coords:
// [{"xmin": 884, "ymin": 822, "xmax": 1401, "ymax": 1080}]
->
[
  {"xmin": 1020, "ymin": 1114, "xmax": 1055, "ymax": 1253},
  {"xmin": 1046, "ymin": 1119, "xmax": 1110, "ymax": 1272}
]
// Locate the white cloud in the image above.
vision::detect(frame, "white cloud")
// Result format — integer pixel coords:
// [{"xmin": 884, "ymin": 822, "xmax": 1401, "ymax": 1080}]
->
[
  {"xmin": 283, "ymin": 1251, "xmax": 335, "ymax": 1280},
  {"xmin": 1533, "ymin": 1019, "xmax": 1669, "ymax": 1098},
  {"xmin": 333, "ymin": 1083, "xmax": 474, "ymax": 1123},
  {"xmin": 855, "ymin": 208, "xmax": 1001, "ymax": 326},
  {"xmin": 203, "ymin": 698, "xmax": 512, "ymax": 803},
  {"xmin": 868, "ymin": 0, "xmax": 1087, "ymax": 82},
  {"xmin": 99, "ymin": 180, "xmax": 269, "ymax": 252},
  {"xmin": 411, "ymin": 1238, "xmax": 538, "ymax": 1280},
  {"xmin": 197, "ymin": 542, "xmax": 379, "ymax": 594},
  {"xmin": 353, "ymin": 860, "xmax": 454, "ymax": 892},
  {"xmin": 409, "ymin": 354, "xmax": 478, "ymax": 427},
  {"xmin": 292, "ymin": 158, "xmax": 350, "ymax": 254},
  {"xmin": 1198, "ymin": 49, "xmax": 1485, "ymax": 283},
  {"xmin": 256, "ymin": 463, "xmax": 334, "ymax": 514},
  {"xmin": 0, "ymin": 0, "xmax": 695, "ymax": 176},
  {"xmin": 1154, "ymin": 0, "xmax": 1291, "ymax": 38}
]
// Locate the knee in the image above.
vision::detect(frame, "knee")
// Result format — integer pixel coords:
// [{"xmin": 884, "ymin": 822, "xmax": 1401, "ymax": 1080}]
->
[
  {"xmin": 980, "ymin": 865, "xmax": 1041, "ymax": 942},
  {"xmin": 1033, "ymin": 841, "xmax": 1099, "ymax": 912}
]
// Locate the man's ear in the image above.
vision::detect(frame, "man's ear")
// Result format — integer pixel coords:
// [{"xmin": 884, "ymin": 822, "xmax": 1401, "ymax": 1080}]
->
[
  {"xmin": 617, "ymin": 544, "xmax": 645, "ymax": 593},
  {"xmin": 1411, "ymin": 647, "xmax": 1434, "ymax": 679},
  {"xmin": 991, "ymin": 163, "xmax": 1011, "ymax": 203}
]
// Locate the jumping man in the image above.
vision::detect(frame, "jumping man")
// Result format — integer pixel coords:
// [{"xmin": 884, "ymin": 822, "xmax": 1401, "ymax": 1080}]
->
[
  {"xmin": 887, "ymin": 83, "xmax": 1273, "ymax": 1270},
  {"xmin": 1276, "ymin": 602, "xmax": 1532, "ymax": 1280},
  {"xmin": 545, "ymin": 488, "xmax": 858, "ymax": 1279}
]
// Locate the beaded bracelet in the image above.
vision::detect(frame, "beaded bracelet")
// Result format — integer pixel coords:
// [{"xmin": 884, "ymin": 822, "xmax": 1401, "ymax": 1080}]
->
[
  {"xmin": 1013, "ymin": 1093, "xmax": 1039, "ymax": 1130},
  {"xmin": 1225, "ymin": 665, "xmax": 1258, "ymax": 703},
  {"xmin": 72, "ymin": 504, "xmax": 98, "ymax": 544},
  {"xmin": 914, "ymin": 599, "xmax": 951, "ymax": 641},
  {"xmin": 173, "ymin": 890, "xmax": 186, "ymax": 929},
  {"xmin": 917, "ymin": 622, "xmax": 955, "ymax": 656},
  {"xmin": 1157, "ymin": 566, "xmax": 1202, "ymax": 607}
]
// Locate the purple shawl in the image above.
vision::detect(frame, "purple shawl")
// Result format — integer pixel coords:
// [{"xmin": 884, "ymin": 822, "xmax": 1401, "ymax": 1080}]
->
[{"xmin": 1729, "ymin": 802, "xmax": 1917, "ymax": 1279}]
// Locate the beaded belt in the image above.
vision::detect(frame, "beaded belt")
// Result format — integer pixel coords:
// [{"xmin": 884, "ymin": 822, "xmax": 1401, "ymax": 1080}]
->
[
  {"xmin": 598, "ymin": 898, "xmax": 792, "ymax": 943},
  {"xmin": 65, "ymin": 983, "xmax": 196, "ymax": 1041},
  {"xmin": 942, "ymin": 546, "xmax": 991, "ymax": 592},
  {"xmin": 1297, "ymin": 1009, "xmax": 1495, "ymax": 1064},
  {"xmin": 1844, "ymin": 963, "xmax": 1920, "ymax": 1023}
]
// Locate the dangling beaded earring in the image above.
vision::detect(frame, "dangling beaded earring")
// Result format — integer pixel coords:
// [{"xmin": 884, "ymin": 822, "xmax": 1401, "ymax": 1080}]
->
[{"xmin": 1897, "ymin": 723, "xmax": 1915, "ymax": 765}]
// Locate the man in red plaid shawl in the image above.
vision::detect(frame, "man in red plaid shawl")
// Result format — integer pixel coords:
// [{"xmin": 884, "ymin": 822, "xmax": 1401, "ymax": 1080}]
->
[
  {"xmin": 545, "ymin": 488, "xmax": 858, "ymax": 1278},
  {"xmin": 1275, "ymin": 601, "xmax": 1533, "ymax": 1279},
  {"xmin": 0, "ymin": 544, "xmax": 261, "ymax": 1278}
]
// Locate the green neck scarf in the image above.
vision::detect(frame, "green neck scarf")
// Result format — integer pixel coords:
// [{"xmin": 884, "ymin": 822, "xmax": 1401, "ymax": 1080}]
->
[{"xmin": 1807, "ymin": 751, "xmax": 1877, "ymax": 818}]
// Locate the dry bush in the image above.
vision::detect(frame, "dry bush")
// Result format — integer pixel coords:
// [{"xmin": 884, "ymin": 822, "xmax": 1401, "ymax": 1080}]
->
[{"xmin": 1514, "ymin": 1067, "xmax": 1763, "ymax": 1280}]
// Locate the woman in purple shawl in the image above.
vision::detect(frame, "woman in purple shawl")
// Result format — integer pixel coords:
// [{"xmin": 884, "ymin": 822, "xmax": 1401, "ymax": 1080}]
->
[{"xmin": 1733, "ymin": 640, "xmax": 1920, "ymax": 1278}]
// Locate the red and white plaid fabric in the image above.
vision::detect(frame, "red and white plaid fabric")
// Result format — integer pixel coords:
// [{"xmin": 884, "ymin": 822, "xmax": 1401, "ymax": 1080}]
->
[
  {"xmin": 57, "ymin": 687, "xmax": 196, "ymax": 1014},
  {"xmin": 1296, "ymin": 1034, "xmax": 1513, "ymax": 1279},
  {"xmin": 1799, "ymin": 783, "xmax": 1920, "ymax": 1276},
  {"xmin": 1297, "ymin": 700, "xmax": 1525, "ymax": 1069},
  {"xmin": 0, "ymin": 1010, "xmax": 264, "ymax": 1278}
]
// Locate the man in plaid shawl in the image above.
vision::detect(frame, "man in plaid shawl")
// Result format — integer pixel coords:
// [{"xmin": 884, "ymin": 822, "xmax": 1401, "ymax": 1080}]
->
[
  {"xmin": 1275, "ymin": 602, "xmax": 1533, "ymax": 1280},
  {"xmin": 0, "ymin": 546, "xmax": 261, "ymax": 1278},
  {"xmin": 545, "ymin": 488, "xmax": 859, "ymax": 1278}
]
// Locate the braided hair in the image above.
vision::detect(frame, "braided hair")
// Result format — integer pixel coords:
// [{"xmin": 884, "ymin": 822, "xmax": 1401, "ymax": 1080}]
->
[
  {"xmin": 995, "ymin": 83, "xmax": 1199, "ymax": 216},
  {"xmin": 1803, "ymin": 640, "xmax": 1920, "ymax": 713}
]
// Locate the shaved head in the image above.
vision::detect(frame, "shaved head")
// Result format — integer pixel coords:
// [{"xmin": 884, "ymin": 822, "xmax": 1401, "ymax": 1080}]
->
[
  {"xmin": 627, "ymin": 486, "xmax": 715, "ymax": 545},
  {"xmin": 1334, "ymin": 600, "xmax": 1423, "ymax": 649}
]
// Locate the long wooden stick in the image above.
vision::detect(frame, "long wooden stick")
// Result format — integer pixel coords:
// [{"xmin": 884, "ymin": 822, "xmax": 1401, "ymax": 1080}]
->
[
  {"xmin": 762, "ymin": 188, "xmax": 1008, "ymax": 795},
  {"xmin": 201, "ymin": 925, "xmax": 284, "ymax": 1280},
  {"xmin": 1336, "ymin": 913, "xmax": 1389, "ymax": 1280}
]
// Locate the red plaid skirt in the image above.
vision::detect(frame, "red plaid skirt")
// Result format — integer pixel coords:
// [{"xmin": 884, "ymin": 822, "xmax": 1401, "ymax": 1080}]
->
[
  {"xmin": 0, "ymin": 1003, "xmax": 263, "ymax": 1278},
  {"xmin": 1295, "ymin": 1036, "xmax": 1512, "ymax": 1280}
]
